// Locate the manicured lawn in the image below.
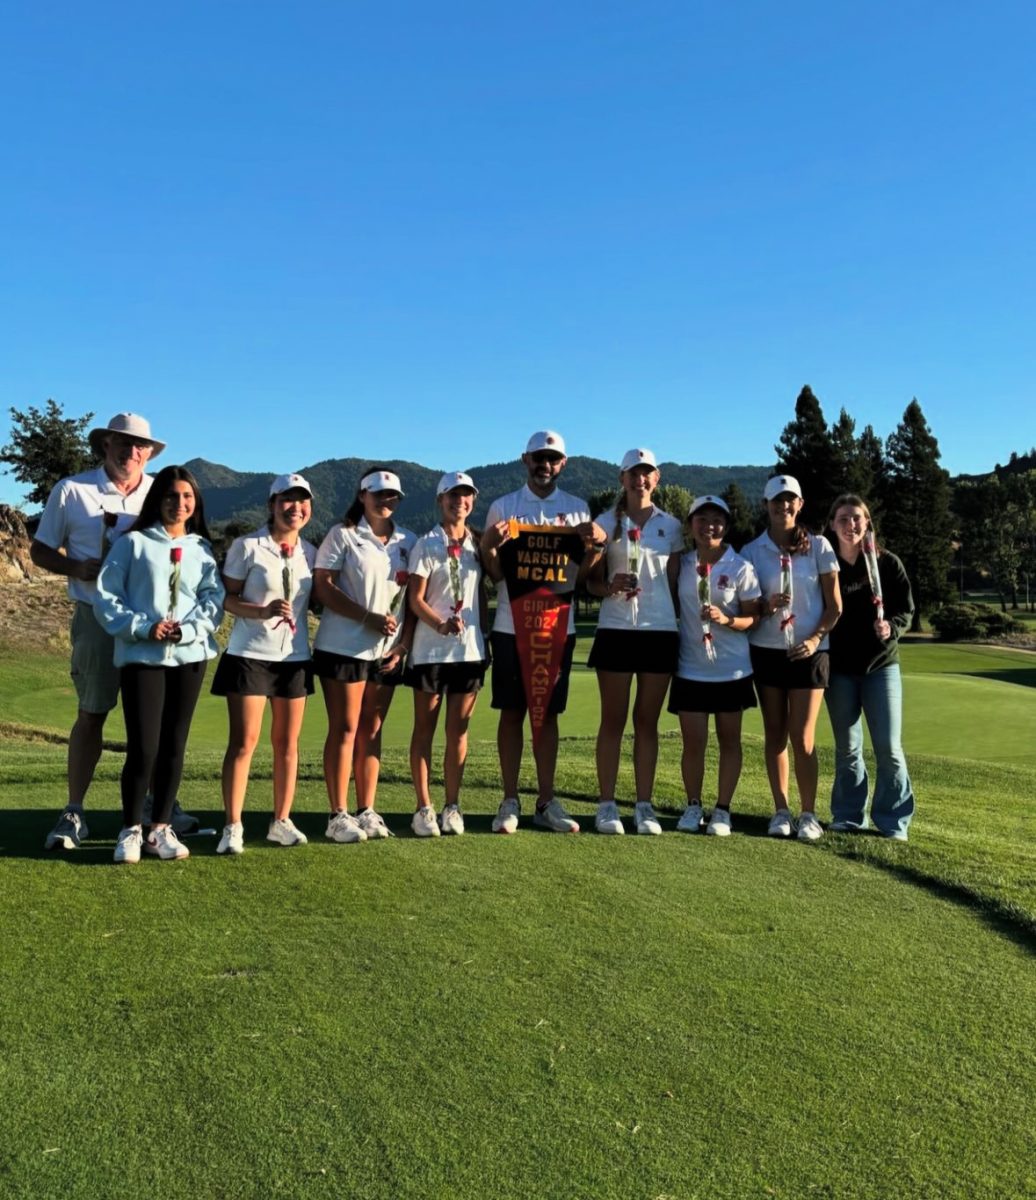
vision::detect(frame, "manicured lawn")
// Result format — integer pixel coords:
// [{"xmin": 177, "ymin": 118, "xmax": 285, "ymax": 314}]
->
[{"xmin": 1, "ymin": 639, "xmax": 1034, "ymax": 1198}]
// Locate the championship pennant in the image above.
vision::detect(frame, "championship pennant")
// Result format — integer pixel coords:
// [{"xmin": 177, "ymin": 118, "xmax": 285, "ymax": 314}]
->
[{"xmin": 498, "ymin": 522, "xmax": 585, "ymax": 746}]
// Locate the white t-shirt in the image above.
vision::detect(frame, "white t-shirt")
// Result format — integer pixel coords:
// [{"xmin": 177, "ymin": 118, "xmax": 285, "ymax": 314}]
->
[
  {"xmin": 485, "ymin": 484, "xmax": 591, "ymax": 636},
  {"xmin": 676, "ymin": 547, "xmax": 761, "ymax": 681},
  {"xmin": 743, "ymin": 531, "xmax": 839, "ymax": 651},
  {"xmin": 595, "ymin": 506, "xmax": 683, "ymax": 631},
  {"xmin": 313, "ymin": 518, "xmax": 418, "ymax": 660},
  {"xmin": 409, "ymin": 526, "xmax": 486, "ymax": 665},
  {"xmin": 222, "ymin": 528, "xmax": 316, "ymax": 662},
  {"xmin": 34, "ymin": 467, "xmax": 154, "ymax": 603}
]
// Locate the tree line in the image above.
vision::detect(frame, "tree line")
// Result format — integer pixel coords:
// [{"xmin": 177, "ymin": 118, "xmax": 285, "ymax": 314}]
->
[{"xmin": 4, "ymin": 392, "xmax": 1035, "ymax": 625}]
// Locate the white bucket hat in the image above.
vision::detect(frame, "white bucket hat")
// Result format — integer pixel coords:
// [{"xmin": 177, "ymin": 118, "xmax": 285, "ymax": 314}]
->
[{"xmin": 88, "ymin": 412, "xmax": 165, "ymax": 457}]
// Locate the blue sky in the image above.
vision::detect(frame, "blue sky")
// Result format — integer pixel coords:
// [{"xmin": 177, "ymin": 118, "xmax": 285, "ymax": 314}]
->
[{"xmin": 2, "ymin": 1, "xmax": 1033, "ymax": 507}]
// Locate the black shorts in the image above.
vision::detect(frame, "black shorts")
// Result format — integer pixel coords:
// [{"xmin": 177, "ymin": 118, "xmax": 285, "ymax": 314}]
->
[
  {"xmin": 668, "ymin": 675, "xmax": 757, "ymax": 715},
  {"xmin": 587, "ymin": 628, "xmax": 678, "ymax": 674},
  {"xmin": 312, "ymin": 649, "xmax": 405, "ymax": 687},
  {"xmin": 750, "ymin": 645, "xmax": 830, "ymax": 691},
  {"xmin": 211, "ymin": 653, "xmax": 314, "ymax": 699},
  {"xmin": 490, "ymin": 632, "xmax": 576, "ymax": 714},
  {"xmin": 406, "ymin": 660, "xmax": 487, "ymax": 696}
]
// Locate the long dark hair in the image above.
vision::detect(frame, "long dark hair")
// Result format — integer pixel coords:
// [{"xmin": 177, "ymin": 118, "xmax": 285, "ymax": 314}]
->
[
  {"xmin": 130, "ymin": 465, "xmax": 212, "ymax": 541},
  {"xmin": 343, "ymin": 464, "xmax": 397, "ymax": 528}
]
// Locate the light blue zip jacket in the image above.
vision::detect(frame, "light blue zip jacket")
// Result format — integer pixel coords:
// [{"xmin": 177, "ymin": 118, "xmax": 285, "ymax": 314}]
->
[{"xmin": 94, "ymin": 524, "xmax": 225, "ymax": 667}]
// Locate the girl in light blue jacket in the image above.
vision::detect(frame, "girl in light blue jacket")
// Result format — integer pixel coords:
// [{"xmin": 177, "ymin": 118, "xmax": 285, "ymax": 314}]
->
[{"xmin": 95, "ymin": 465, "xmax": 224, "ymax": 863}]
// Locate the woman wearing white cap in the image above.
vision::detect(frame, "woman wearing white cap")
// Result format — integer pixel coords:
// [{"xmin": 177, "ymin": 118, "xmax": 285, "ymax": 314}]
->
[
  {"xmin": 313, "ymin": 466, "xmax": 417, "ymax": 842},
  {"xmin": 405, "ymin": 472, "xmax": 489, "ymax": 836},
  {"xmin": 211, "ymin": 473, "xmax": 317, "ymax": 854},
  {"xmin": 666, "ymin": 495, "xmax": 762, "ymax": 835},
  {"xmin": 585, "ymin": 449, "xmax": 683, "ymax": 835},
  {"xmin": 742, "ymin": 475, "xmax": 841, "ymax": 841}
]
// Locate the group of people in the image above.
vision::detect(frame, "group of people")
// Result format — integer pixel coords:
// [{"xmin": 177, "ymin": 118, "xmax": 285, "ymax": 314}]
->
[{"xmin": 31, "ymin": 414, "xmax": 916, "ymax": 863}]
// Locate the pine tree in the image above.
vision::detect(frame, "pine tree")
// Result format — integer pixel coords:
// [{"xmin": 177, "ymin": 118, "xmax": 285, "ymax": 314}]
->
[
  {"xmin": 882, "ymin": 399, "xmax": 953, "ymax": 630},
  {"xmin": 773, "ymin": 385, "xmax": 835, "ymax": 528},
  {"xmin": 828, "ymin": 408, "xmax": 858, "ymax": 499},
  {"xmin": 0, "ymin": 400, "xmax": 95, "ymax": 508},
  {"xmin": 721, "ymin": 481, "xmax": 756, "ymax": 550},
  {"xmin": 855, "ymin": 424, "xmax": 887, "ymax": 517}
]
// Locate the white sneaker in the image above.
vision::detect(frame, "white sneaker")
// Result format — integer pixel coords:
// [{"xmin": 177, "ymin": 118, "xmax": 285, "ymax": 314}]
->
[
  {"xmin": 217, "ymin": 822, "xmax": 244, "ymax": 855},
  {"xmin": 267, "ymin": 817, "xmax": 307, "ymax": 846},
  {"xmin": 595, "ymin": 801, "xmax": 624, "ymax": 835},
  {"xmin": 768, "ymin": 808, "xmax": 795, "ymax": 838},
  {"xmin": 634, "ymin": 801, "xmax": 662, "ymax": 836},
  {"xmin": 144, "ymin": 827, "xmax": 189, "ymax": 860},
  {"xmin": 533, "ymin": 799, "xmax": 579, "ymax": 833},
  {"xmin": 325, "ymin": 811, "xmax": 367, "ymax": 844},
  {"xmin": 797, "ymin": 812, "xmax": 824, "ymax": 842},
  {"xmin": 45, "ymin": 807, "xmax": 89, "ymax": 851},
  {"xmin": 143, "ymin": 795, "xmax": 199, "ymax": 834},
  {"xmin": 411, "ymin": 806, "xmax": 441, "ymax": 838},
  {"xmin": 440, "ymin": 804, "xmax": 465, "ymax": 835},
  {"xmin": 113, "ymin": 825, "xmax": 143, "ymax": 864},
  {"xmin": 356, "ymin": 808, "xmax": 391, "ymax": 839},
  {"xmin": 492, "ymin": 798, "xmax": 521, "ymax": 835},
  {"xmin": 706, "ymin": 808, "xmax": 732, "ymax": 837},
  {"xmin": 676, "ymin": 804, "xmax": 704, "ymax": 833}
]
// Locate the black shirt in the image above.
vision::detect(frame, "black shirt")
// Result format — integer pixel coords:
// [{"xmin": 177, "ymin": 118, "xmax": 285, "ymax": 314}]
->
[{"xmin": 828, "ymin": 549, "xmax": 914, "ymax": 675}]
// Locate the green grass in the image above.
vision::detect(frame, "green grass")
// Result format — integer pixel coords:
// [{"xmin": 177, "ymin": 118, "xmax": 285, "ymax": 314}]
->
[{"xmin": 1, "ymin": 640, "xmax": 1035, "ymax": 1198}]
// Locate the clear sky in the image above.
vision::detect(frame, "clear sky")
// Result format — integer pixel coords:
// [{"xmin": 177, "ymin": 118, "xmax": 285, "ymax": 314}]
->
[{"xmin": 1, "ymin": 1, "xmax": 1033, "ymax": 507}]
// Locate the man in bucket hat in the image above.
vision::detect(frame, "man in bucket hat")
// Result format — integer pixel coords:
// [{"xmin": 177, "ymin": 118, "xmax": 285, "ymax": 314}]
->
[{"xmin": 30, "ymin": 412, "xmax": 198, "ymax": 849}]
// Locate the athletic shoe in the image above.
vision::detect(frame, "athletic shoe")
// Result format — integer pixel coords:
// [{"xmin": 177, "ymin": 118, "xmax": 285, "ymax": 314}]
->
[
  {"xmin": 492, "ymin": 798, "xmax": 521, "ymax": 835},
  {"xmin": 634, "ymin": 801, "xmax": 662, "ymax": 836},
  {"xmin": 533, "ymin": 799, "xmax": 579, "ymax": 833},
  {"xmin": 706, "ymin": 808, "xmax": 732, "ymax": 837},
  {"xmin": 356, "ymin": 808, "xmax": 391, "ymax": 839},
  {"xmin": 595, "ymin": 801, "xmax": 624, "ymax": 835},
  {"xmin": 440, "ymin": 804, "xmax": 465, "ymax": 835},
  {"xmin": 142, "ymin": 795, "xmax": 199, "ymax": 834},
  {"xmin": 676, "ymin": 804, "xmax": 704, "ymax": 833},
  {"xmin": 411, "ymin": 806, "xmax": 441, "ymax": 838},
  {"xmin": 113, "ymin": 825, "xmax": 143, "ymax": 864},
  {"xmin": 768, "ymin": 808, "xmax": 795, "ymax": 838},
  {"xmin": 797, "ymin": 812, "xmax": 824, "ymax": 842},
  {"xmin": 880, "ymin": 829, "xmax": 909, "ymax": 842},
  {"xmin": 828, "ymin": 820, "xmax": 856, "ymax": 833},
  {"xmin": 217, "ymin": 822, "xmax": 245, "ymax": 855},
  {"xmin": 45, "ymin": 807, "xmax": 89, "ymax": 851},
  {"xmin": 267, "ymin": 817, "xmax": 307, "ymax": 847},
  {"xmin": 325, "ymin": 811, "xmax": 367, "ymax": 844},
  {"xmin": 144, "ymin": 827, "xmax": 190, "ymax": 860}
]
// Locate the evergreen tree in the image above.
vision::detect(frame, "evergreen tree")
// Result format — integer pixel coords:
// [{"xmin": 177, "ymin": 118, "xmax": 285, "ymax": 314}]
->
[
  {"xmin": 827, "ymin": 408, "xmax": 858, "ymax": 499},
  {"xmin": 773, "ymin": 385, "xmax": 835, "ymax": 528},
  {"xmin": 0, "ymin": 400, "xmax": 95, "ymax": 508},
  {"xmin": 721, "ymin": 481, "xmax": 756, "ymax": 550},
  {"xmin": 855, "ymin": 424, "xmax": 887, "ymax": 517},
  {"xmin": 882, "ymin": 399, "xmax": 953, "ymax": 630}
]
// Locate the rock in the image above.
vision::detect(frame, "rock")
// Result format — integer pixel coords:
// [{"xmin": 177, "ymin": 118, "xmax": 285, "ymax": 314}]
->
[{"xmin": 0, "ymin": 505, "xmax": 33, "ymax": 581}]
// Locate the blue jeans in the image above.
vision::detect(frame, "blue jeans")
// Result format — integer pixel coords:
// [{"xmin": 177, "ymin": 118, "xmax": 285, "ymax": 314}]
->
[{"xmin": 825, "ymin": 665, "xmax": 914, "ymax": 839}]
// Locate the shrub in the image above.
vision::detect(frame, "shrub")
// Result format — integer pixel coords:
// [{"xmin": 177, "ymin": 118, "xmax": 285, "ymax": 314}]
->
[{"xmin": 930, "ymin": 604, "xmax": 1025, "ymax": 641}]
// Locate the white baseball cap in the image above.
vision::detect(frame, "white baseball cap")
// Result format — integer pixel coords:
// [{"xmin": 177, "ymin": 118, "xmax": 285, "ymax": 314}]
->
[
  {"xmin": 620, "ymin": 447, "xmax": 658, "ymax": 471},
  {"xmin": 360, "ymin": 469, "xmax": 405, "ymax": 496},
  {"xmin": 525, "ymin": 430, "xmax": 566, "ymax": 456},
  {"xmin": 88, "ymin": 412, "xmax": 166, "ymax": 457},
  {"xmin": 763, "ymin": 474, "xmax": 803, "ymax": 501},
  {"xmin": 688, "ymin": 494, "xmax": 730, "ymax": 517},
  {"xmin": 269, "ymin": 473, "xmax": 313, "ymax": 498},
  {"xmin": 437, "ymin": 471, "xmax": 479, "ymax": 496}
]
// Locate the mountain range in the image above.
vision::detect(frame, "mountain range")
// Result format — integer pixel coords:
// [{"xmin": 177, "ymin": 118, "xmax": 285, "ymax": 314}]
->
[{"xmin": 186, "ymin": 456, "xmax": 771, "ymax": 539}]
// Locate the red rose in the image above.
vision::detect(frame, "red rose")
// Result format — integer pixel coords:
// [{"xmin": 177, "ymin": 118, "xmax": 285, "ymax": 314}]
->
[
  {"xmin": 170, "ymin": 547, "xmax": 182, "ymax": 563},
  {"xmin": 447, "ymin": 543, "xmax": 462, "ymax": 559},
  {"xmin": 395, "ymin": 570, "xmax": 409, "ymax": 587},
  {"xmin": 628, "ymin": 527, "xmax": 641, "ymax": 542},
  {"xmin": 280, "ymin": 542, "xmax": 291, "ymax": 558}
]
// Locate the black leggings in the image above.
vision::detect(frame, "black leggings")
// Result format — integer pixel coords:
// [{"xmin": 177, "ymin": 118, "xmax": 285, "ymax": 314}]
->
[{"xmin": 120, "ymin": 663, "xmax": 207, "ymax": 826}]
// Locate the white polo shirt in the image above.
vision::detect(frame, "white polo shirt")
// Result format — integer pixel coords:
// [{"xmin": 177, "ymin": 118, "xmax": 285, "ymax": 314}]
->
[
  {"xmin": 223, "ymin": 528, "xmax": 316, "ymax": 662},
  {"xmin": 313, "ymin": 518, "xmax": 418, "ymax": 660},
  {"xmin": 676, "ymin": 547, "xmax": 761, "ymax": 681},
  {"xmin": 409, "ymin": 526, "xmax": 486, "ymax": 665},
  {"xmin": 34, "ymin": 467, "xmax": 154, "ymax": 603},
  {"xmin": 595, "ymin": 506, "xmax": 683, "ymax": 631},
  {"xmin": 743, "ymin": 532, "xmax": 839, "ymax": 651},
  {"xmin": 485, "ymin": 484, "xmax": 591, "ymax": 636}
]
